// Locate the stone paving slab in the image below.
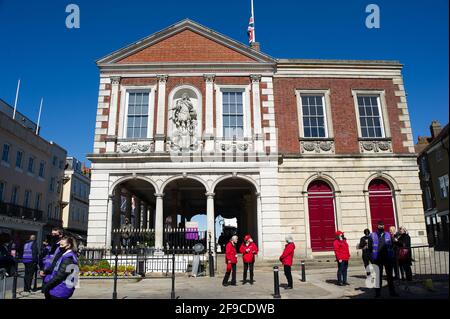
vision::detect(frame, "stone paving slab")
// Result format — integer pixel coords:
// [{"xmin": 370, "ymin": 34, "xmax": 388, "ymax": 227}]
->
[{"xmin": 9, "ymin": 267, "xmax": 449, "ymax": 300}]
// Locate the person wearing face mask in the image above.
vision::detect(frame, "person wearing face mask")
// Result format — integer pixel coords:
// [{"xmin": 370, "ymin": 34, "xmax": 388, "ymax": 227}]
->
[
  {"xmin": 358, "ymin": 229, "xmax": 372, "ymax": 276},
  {"xmin": 40, "ymin": 228, "xmax": 64, "ymax": 281},
  {"xmin": 41, "ymin": 236, "xmax": 79, "ymax": 299},
  {"xmin": 239, "ymin": 234, "xmax": 258, "ymax": 285},
  {"xmin": 333, "ymin": 231, "xmax": 350, "ymax": 286},
  {"xmin": 222, "ymin": 235, "xmax": 238, "ymax": 287},
  {"xmin": 368, "ymin": 221, "xmax": 399, "ymax": 298}
]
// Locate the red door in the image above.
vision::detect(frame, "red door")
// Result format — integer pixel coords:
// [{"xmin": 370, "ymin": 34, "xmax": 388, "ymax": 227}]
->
[
  {"xmin": 369, "ymin": 179, "xmax": 396, "ymax": 232},
  {"xmin": 308, "ymin": 181, "xmax": 336, "ymax": 252}
]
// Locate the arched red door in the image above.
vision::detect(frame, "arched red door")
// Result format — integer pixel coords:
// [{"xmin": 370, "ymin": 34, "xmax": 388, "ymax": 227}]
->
[
  {"xmin": 369, "ymin": 179, "xmax": 396, "ymax": 232},
  {"xmin": 308, "ymin": 180, "xmax": 336, "ymax": 252}
]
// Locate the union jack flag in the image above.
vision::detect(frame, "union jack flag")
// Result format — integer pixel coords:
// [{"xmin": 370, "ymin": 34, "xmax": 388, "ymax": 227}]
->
[{"xmin": 247, "ymin": 16, "xmax": 255, "ymax": 44}]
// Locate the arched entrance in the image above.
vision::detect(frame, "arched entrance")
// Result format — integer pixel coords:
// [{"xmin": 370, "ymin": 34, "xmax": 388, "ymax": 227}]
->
[
  {"xmin": 368, "ymin": 179, "xmax": 396, "ymax": 231},
  {"xmin": 162, "ymin": 178, "xmax": 207, "ymax": 248},
  {"xmin": 308, "ymin": 180, "xmax": 336, "ymax": 252},
  {"xmin": 110, "ymin": 178, "xmax": 157, "ymax": 248},
  {"xmin": 214, "ymin": 178, "xmax": 258, "ymax": 252}
]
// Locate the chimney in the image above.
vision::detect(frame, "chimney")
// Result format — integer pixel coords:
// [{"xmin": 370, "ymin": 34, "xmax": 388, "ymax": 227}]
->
[
  {"xmin": 430, "ymin": 120, "xmax": 442, "ymax": 139},
  {"xmin": 250, "ymin": 42, "xmax": 260, "ymax": 52}
]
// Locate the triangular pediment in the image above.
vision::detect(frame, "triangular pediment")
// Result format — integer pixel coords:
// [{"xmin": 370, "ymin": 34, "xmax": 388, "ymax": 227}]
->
[{"xmin": 97, "ymin": 19, "xmax": 275, "ymax": 65}]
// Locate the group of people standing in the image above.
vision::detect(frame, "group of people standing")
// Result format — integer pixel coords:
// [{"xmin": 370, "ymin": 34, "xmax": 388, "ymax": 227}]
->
[
  {"xmin": 334, "ymin": 220, "xmax": 413, "ymax": 297},
  {"xmin": 221, "ymin": 234, "xmax": 296, "ymax": 290},
  {"xmin": 1, "ymin": 228, "xmax": 80, "ymax": 299}
]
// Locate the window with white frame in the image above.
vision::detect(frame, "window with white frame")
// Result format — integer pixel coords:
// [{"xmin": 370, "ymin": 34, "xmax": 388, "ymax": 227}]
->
[
  {"xmin": 438, "ymin": 175, "xmax": 449, "ymax": 199},
  {"xmin": 126, "ymin": 91, "xmax": 150, "ymax": 139},
  {"xmin": 35, "ymin": 193, "xmax": 42, "ymax": 210},
  {"xmin": 300, "ymin": 95, "xmax": 328, "ymax": 138},
  {"xmin": 16, "ymin": 150, "xmax": 23, "ymax": 169},
  {"xmin": 356, "ymin": 95, "xmax": 385, "ymax": 138},
  {"xmin": 11, "ymin": 186, "xmax": 19, "ymax": 205},
  {"xmin": 23, "ymin": 190, "xmax": 32, "ymax": 208},
  {"xmin": 222, "ymin": 91, "xmax": 244, "ymax": 138},
  {"xmin": 27, "ymin": 156, "xmax": 35, "ymax": 174},
  {"xmin": 2, "ymin": 144, "xmax": 10, "ymax": 163},
  {"xmin": 39, "ymin": 161, "xmax": 45, "ymax": 178}
]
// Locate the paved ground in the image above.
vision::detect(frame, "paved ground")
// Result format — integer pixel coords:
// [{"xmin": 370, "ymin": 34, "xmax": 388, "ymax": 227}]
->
[{"xmin": 4, "ymin": 266, "xmax": 448, "ymax": 300}]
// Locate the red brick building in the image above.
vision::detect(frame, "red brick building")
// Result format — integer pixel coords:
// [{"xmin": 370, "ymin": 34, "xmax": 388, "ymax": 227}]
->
[{"xmin": 87, "ymin": 20, "xmax": 426, "ymax": 258}]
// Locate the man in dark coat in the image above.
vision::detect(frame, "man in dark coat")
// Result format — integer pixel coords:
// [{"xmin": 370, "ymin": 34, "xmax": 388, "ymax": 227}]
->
[
  {"xmin": 358, "ymin": 229, "xmax": 372, "ymax": 276},
  {"xmin": 368, "ymin": 221, "xmax": 399, "ymax": 298}
]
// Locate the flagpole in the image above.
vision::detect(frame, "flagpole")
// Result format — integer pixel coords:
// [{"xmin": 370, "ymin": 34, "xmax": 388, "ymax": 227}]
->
[
  {"xmin": 251, "ymin": 0, "xmax": 256, "ymax": 42},
  {"xmin": 36, "ymin": 98, "xmax": 43, "ymax": 135},
  {"xmin": 13, "ymin": 79, "xmax": 21, "ymax": 120}
]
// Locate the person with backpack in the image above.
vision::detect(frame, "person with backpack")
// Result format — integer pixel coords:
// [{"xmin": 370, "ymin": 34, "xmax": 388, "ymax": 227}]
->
[
  {"xmin": 21, "ymin": 234, "xmax": 39, "ymax": 293},
  {"xmin": 333, "ymin": 231, "xmax": 350, "ymax": 286},
  {"xmin": 239, "ymin": 234, "xmax": 258, "ymax": 285},
  {"xmin": 41, "ymin": 236, "xmax": 79, "ymax": 299}
]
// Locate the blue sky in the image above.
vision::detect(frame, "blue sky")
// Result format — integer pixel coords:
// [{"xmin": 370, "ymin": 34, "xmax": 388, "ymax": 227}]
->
[{"xmin": 0, "ymin": 0, "xmax": 448, "ymax": 164}]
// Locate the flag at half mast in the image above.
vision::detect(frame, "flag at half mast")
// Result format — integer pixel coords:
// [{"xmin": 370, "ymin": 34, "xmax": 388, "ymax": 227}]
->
[{"xmin": 247, "ymin": 0, "xmax": 255, "ymax": 44}]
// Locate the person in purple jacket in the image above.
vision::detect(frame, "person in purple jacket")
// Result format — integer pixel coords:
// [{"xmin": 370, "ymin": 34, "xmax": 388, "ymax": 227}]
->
[{"xmin": 41, "ymin": 236, "xmax": 79, "ymax": 299}]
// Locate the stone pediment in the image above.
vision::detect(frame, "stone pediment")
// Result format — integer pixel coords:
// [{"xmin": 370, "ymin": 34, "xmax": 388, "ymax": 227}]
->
[{"xmin": 97, "ymin": 19, "xmax": 275, "ymax": 66}]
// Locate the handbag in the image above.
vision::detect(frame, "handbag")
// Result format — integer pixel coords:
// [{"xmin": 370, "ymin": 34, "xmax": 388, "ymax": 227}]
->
[{"xmin": 398, "ymin": 247, "xmax": 409, "ymax": 262}]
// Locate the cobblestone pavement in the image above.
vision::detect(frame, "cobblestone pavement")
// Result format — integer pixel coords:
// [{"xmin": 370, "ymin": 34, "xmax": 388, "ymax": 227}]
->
[{"xmin": 7, "ymin": 266, "xmax": 448, "ymax": 300}]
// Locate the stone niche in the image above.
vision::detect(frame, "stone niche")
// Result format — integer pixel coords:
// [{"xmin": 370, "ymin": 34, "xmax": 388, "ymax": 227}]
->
[{"xmin": 167, "ymin": 86, "xmax": 203, "ymax": 152}]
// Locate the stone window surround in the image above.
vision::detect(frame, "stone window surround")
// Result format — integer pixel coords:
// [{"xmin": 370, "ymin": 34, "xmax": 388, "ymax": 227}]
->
[
  {"xmin": 118, "ymin": 85, "xmax": 157, "ymax": 140},
  {"xmin": 214, "ymin": 84, "xmax": 252, "ymax": 140},
  {"xmin": 295, "ymin": 89, "xmax": 334, "ymax": 139},
  {"xmin": 352, "ymin": 89, "xmax": 391, "ymax": 140}
]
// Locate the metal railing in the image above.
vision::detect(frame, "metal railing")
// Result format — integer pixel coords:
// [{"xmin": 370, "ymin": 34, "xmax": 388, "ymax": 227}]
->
[
  {"xmin": 0, "ymin": 202, "xmax": 43, "ymax": 221},
  {"xmin": 411, "ymin": 245, "xmax": 449, "ymax": 280},
  {"xmin": 110, "ymin": 228, "xmax": 207, "ymax": 250}
]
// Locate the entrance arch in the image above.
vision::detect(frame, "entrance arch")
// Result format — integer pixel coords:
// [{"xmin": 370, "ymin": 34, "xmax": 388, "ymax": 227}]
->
[
  {"xmin": 214, "ymin": 177, "xmax": 258, "ymax": 251},
  {"xmin": 109, "ymin": 178, "xmax": 157, "ymax": 248},
  {"xmin": 307, "ymin": 180, "xmax": 336, "ymax": 252},
  {"xmin": 368, "ymin": 179, "xmax": 396, "ymax": 231}
]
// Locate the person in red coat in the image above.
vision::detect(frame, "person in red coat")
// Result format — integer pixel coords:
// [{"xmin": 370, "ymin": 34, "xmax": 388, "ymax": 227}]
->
[
  {"xmin": 333, "ymin": 230, "xmax": 350, "ymax": 286},
  {"xmin": 239, "ymin": 234, "xmax": 258, "ymax": 285},
  {"xmin": 279, "ymin": 235, "xmax": 295, "ymax": 289},
  {"xmin": 222, "ymin": 235, "xmax": 238, "ymax": 286}
]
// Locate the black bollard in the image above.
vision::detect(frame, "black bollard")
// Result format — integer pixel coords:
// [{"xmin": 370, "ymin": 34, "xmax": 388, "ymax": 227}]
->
[
  {"xmin": 12, "ymin": 266, "xmax": 18, "ymax": 299},
  {"xmin": 273, "ymin": 266, "xmax": 281, "ymax": 299},
  {"xmin": 208, "ymin": 234, "xmax": 215, "ymax": 277},
  {"xmin": 301, "ymin": 261, "xmax": 306, "ymax": 282},
  {"xmin": 170, "ymin": 248, "xmax": 176, "ymax": 299},
  {"xmin": 112, "ymin": 252, "xmax": 119, "ymax": 300}
]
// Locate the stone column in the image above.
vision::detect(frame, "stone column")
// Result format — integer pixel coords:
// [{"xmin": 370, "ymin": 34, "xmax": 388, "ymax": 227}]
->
[
  {"xmin": 206, "ymin": 192, "xmax": 215, "ymax": 253},
  {"xmin": 155, "ymin": 75, "xmax": 168, "ymax": 152},
  {"xmin": 155, "ymin": 193, "xmax": 164, "ymax": 249},
  {"xmin": 204, "ymin": 74, "xmax": 215, "ymax": 152},
  {"xmin": 106, "ymin": 76, "xmax": 121, "ymax": 152},
  {"xmin": 106, "ymin": 194, "xmax": 114, "ymax": 248},
  {"xmin": 256, "ymin": 192, "xmax": 263, "ymax": 257},
  {"xmin": 142, "ymin": 202, "xmax": 148, "ymax": 229},
  {"xmin": 251, "ymin": 75, "xmax": 263, "ymax": 153}
]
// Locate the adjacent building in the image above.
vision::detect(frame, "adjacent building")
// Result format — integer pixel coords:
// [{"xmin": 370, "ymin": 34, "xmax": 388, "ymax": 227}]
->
[
  {"xmin": 61, "ymin": 157, "xmax": 91, "ymax": 243},
  {"xmin": 0, "ymin": 98, "xmax": 67, "ymax": 249},
  {"xmin": 86, "ymin": 20, "xmax": 427, "ymax": 259},
  {"xmin": 416, "ymin": 121, "xmax": 449, "ymax": 250}
]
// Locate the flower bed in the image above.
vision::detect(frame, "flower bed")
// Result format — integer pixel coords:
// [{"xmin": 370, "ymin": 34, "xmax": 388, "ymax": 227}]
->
[{"xmin": 79, "ymin": 261, "xmax": 136, "ymax": 277}]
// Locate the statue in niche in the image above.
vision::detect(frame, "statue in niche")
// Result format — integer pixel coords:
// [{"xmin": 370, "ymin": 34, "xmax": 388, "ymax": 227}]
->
[{"xmin": 169, "ymin": 93, "xmax": 198, "ymax": 151}]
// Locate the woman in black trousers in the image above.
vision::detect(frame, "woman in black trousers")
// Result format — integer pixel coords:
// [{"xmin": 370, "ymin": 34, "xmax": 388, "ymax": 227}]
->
[{"xmin": 396, "ymin": 226, "xmax": 413, "ymax": 281}]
